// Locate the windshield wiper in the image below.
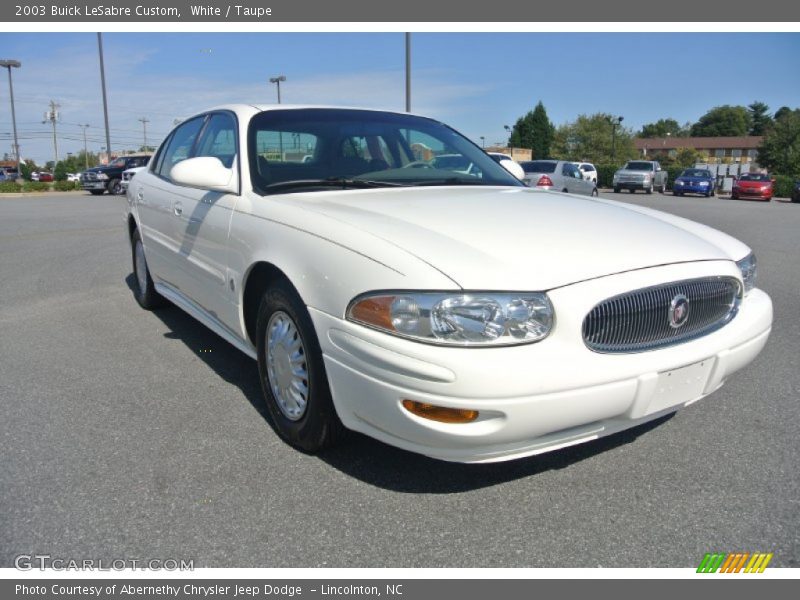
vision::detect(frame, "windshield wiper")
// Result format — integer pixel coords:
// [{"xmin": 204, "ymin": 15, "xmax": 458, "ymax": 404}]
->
[
  {"xmin": 261, "ymin": 178, "xmax": 407, "ymax": 194},
  {"xmin": 412, "ymin": 178, "xmax": 491, "ymax": 187}
]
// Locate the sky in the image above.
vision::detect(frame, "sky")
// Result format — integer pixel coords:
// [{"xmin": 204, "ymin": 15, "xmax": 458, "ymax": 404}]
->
[{"xmin": 1, "ymin": 32, "xmax": 799, "ymax": 165}]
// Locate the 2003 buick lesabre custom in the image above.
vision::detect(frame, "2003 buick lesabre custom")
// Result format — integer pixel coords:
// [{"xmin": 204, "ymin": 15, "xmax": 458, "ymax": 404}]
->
[{"xmin": 125, "ymin": 105, "xmax": 772, "ymax": 463}]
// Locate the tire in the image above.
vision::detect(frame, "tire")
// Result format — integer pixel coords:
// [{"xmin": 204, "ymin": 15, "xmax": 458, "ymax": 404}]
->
[
  {"xmin": 131, "ymin": 229, "xmax": 168, "ymax": 310},
  {"xmin": 591, "ymin": 187, "xmax": 599, "ymax": 197},
  {"xmin": 660, "ymin": 183, "xmax": 667, "ymax": 194},
  {"xmin": 645, "ymin": 185, "xmax": 653, "ymax": 195},
  {"xmin": 732, "ymin": 192, "xmax": 739, "ymax": 200},
  {"xmin": 613, "ymin": 186, "xmax": 621, "ymax": 193},
  {"xmin": 89, "ymin": 190, "xmax": 104, "ymax": 195},
  {"xmin": 629, "ymin": 188, "xmax": 636, "ymax": 194},
  {"xmin": 109, "ymin": 179, "xmax": 123, "ymax": 195},
  {"xmin": 256, "ymin": 279, "xmax": 345, "ymax": 453},
  {"xmin": 673, "ymin": 191, "xmax": 681, "ymax": 196}
]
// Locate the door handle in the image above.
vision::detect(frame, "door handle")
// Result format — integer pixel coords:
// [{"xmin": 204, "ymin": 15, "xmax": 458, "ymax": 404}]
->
[
  {"xmin": 136, "ymin": 189, "xmax": 144, "ymax": 203},
  {"xmin": 174, "ymin": 201, "xmax": 183, "ymax": 216}
]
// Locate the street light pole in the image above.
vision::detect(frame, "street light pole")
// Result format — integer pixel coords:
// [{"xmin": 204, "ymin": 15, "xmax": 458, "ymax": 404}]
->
[
  {"xmin": 610, "ymin": 115, "xmax": 624, "ymax": 163},
  {"xmin": 97, "ymin": 33, "xmax": 112, "ymax": 161},
  {"xmin": 269, "ymin": 75, "xmax": 286, "ymax": 104},
  {"xmin": 480, "ymin": 136, "xmax": 485, "ymax": 148},
  {"xmin": 405, "ymin": 33, "xmax": 411, "ymax": 113},
  {"xmin": 78, "ymin": 124, "xmax": 90, "ymax": 169},
  {"xmin": 504, "ymin": 125, "xmax": 512, "ymax": 157},
  {"xmin": 43, "ymin": 99, "xmax": 60, "ymax": 168},
  {"xmin": 0, "ymin": 59, "xmax": 22, "ymax": 179}
]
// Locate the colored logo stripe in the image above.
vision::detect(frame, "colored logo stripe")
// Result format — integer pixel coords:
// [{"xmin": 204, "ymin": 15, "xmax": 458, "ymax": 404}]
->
[{"xmin": 697, "ymin": 553, "xmax": 773, "ymax": 573}]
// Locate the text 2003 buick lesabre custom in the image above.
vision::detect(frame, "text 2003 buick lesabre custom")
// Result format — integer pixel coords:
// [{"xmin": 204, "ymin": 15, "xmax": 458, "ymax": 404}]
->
[{"xmin": 125, "ymin": 105, "xmax": 772, "ymax": 463}]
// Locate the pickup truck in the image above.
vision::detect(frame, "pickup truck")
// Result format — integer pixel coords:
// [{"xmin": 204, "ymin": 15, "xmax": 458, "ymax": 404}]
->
[
  {"xmin": 613, "ymin": 160, "xmax": 668, "ymax": 194},
  {"xmin": 80, "ymin": 155, "xmax": 150, "ymax": 195}
]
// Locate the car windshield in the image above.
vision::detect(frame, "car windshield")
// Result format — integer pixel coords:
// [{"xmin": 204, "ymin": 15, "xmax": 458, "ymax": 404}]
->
[
  {"xmin": 109, "ymin": 158, "xmax": 126, "ymax": 168},
  {"xmin": 519, "ymin": 161, "xmax": 557, "ymax": 174},
  {"xmin": 682, "ymin": 170, "xmax": 712, "ymax": 178},
  {"xmin": 625, "ymin": 162, "xmax": 654, "ymax": 171},
  {"xmin": 247, "ymin": 109, "xmax": 523, "ymax": 194},
  {"xmin": 739, "ymin": 173, "xmax": 770, "ymax": 182}
]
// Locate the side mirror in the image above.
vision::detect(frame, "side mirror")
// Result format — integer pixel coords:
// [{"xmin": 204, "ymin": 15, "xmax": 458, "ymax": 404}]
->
[
  {"xmin": 656, "ymin": 166, "xmax": 662, "ymax": 172},
  {"xmin": 170, "ymin": 156, "xmax": 238, "ymax": 193}
]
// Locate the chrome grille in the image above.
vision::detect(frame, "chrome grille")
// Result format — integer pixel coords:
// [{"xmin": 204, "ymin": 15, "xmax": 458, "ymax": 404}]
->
[{"xmin": 582, "ymin": 277, "xmax": 741, "ymax": 353}]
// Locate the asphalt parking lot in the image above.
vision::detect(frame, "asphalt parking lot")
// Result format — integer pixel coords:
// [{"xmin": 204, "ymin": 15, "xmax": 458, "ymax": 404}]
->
[{"xmin": 1, "ymin": 190, "xmax": 798, "ymax": 568}]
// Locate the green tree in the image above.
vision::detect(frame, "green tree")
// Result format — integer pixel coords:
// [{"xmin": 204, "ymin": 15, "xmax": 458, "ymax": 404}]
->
[
  {"xmin": 757, "ymin": 108, "xmax": 800, "ymax": 176},
  {"xmin": 639, "ymin": 118, "xmax": 685, "ymax": 138},
  {"xmin": 690, "ymin": 105, "xmax": 752, "ymax": 137},
  {"xmin": 54, "ymin": 161, "xmax": 68, "ymax": 181},
  {"xmin": 748, "ymin": 101, "xmax": 773, "ymax": 136},
  {"xmin": 551, "ymin": 113, "xmax": 636, "ymax": 165},
  {"xmin": 510, "ymin": 101, "xmax": 555, "ymax": 159},
  {"xmin": 20, "ymin": 160, "xmax": 36, "ymax": 180},
  {"xmin": 774, "ymin": 106, "xmax": 792, "ymax": 121},
  {"xmin": 675, "ymin": 147, "xmax": 704, "ymax": 167}
]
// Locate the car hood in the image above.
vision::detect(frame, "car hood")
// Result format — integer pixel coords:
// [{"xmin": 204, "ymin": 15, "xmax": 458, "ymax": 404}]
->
[{"xmin": 284, "ymin": 186, "xmax": 740, "ymax": 290}]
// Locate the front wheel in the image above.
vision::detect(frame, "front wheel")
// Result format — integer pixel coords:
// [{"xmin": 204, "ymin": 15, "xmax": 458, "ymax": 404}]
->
[
  {"xmin": 613, "ymin": 186, "xmax": 621, "ymax": 193},
  {"xmin": 109, "ymin": 179, "xmax": 123, "ymax": 195},
  {"xmin": 256, "ymin": 280, "xmax": 345, "ymax": 453},
  {"xmin": 645, "ymin": 185, "xmax": 653, "ymax": 195},
  {"xmin": 89, "ymin": 190, "xmax": 104, "ymax": 196},
  {"xmin": 131, "ymin": 229, "xmax": 168, "ymax": 310}
]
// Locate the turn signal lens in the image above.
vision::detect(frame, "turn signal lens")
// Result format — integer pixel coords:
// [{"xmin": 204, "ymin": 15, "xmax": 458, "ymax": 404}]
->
[
  {"xmin": 401, "ymin": 400, "xmax": 479, "ymax": 424},
  {"xmin": 349, "ymin": 296, "xmax": 395, "ymax": 331}
]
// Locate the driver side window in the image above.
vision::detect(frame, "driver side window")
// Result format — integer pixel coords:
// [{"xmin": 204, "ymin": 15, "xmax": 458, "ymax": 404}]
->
[{"xmin": 157, "ymin": 116, "xmax": 206, "ymax": 179}]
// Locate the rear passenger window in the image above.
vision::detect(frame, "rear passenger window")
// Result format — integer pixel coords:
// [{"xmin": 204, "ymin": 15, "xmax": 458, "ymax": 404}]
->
[
  {"xmin": 195, "ymin": 113, "xmax": 237, "ymax": 168},
  {"xmin": 157, "ymin": 116, "xmax": 206, "ymax": 179}
]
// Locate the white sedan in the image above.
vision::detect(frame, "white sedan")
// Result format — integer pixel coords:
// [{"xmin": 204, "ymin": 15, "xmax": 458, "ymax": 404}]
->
[{"xmin": 125, "ymin": 105, "xmax": 772, "ymax": 463}]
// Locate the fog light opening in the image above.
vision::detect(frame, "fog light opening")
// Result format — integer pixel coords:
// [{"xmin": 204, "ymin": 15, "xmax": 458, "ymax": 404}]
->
[{"xmin": 401, "ymin": 399, "xmax": 479, "ymax": 424}]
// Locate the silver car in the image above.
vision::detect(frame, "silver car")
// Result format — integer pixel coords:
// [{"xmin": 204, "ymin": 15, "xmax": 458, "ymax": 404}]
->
[{"xmin": 520, "ymin": 160, "xmax": 598, "ymax": 196}]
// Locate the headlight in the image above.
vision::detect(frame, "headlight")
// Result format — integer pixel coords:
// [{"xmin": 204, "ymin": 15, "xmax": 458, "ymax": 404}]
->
[
  {"xmin": 613, "ymin": 173, "xmax": 620, "ymax": 181},
  {"xmin": 642, "ymin": 175, "xmax": 651, "ymax": 182},
  {"xmin": 347, "ymin": 292, "xmax": 554, "ymax": 346},
  {"xmin": 736, "ymin": 252, "xmax": 757, "ymax": 294},
  {"xmin": 97, "ymin": 172, "xmax": 109, "ymax": 180}
]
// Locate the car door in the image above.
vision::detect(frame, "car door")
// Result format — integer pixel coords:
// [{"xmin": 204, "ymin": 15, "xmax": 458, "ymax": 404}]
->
[
  {"xmin": 168, "ymin": 111, "xmax": 241, "ymax": 330},
  {"xmin": 135, "ymin": 115, "xmax": 207, "ymax": 290}
]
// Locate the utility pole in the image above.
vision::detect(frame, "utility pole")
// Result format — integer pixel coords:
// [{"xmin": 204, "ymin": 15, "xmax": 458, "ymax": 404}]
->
[
  {"xmin": 0, "ymin": 59, "xmax": 22, "ymax": 179},
  {"xmin": 78, "ymin": 124, "xmax": 90, "ymax": 169},
  {"xmin": 97, "ymin": 33, "xmax": 112, "ymax": 161},
  {"xmin": 269, "ymin": 75, "xmax": 286, "ymax": 104},
  {"xmin": 138, "ymin": 117, "xmax": 150, "ymax": 151},
  {"xmin": 43, "ymin": 100, "xmax": 60, "ymax": 168}
]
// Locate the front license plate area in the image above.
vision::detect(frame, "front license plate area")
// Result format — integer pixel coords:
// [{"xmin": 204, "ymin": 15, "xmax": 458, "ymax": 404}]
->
[{"xmin": 646, "ymin": 359, "xmax": 714, "ymax": 415}]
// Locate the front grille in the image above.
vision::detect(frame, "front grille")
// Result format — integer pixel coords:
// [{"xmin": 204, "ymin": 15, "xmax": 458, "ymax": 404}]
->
[{"xmin": 582, "ymin": 277, "xmax": 741, "ymax": 353}]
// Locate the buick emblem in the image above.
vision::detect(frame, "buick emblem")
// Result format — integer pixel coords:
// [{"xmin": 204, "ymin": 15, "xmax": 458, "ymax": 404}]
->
[{"xmin": 669, "ymin": 294, "xmax": 690, "ymax": 329}]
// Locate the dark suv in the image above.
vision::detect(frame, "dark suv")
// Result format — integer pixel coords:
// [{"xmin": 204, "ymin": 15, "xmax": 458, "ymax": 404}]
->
[{"xmin": 81, "ymin": 155, "xmax": 151, "ymax": 195}]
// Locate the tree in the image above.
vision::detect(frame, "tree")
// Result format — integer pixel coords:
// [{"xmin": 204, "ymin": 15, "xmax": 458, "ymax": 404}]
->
[
  {"xmin": 639, "ymin": 118, "xmax": 685, "ymax": 138},
  {"xmin": 551, "ymin": 113, "xmax": 636, "ymax": 165},
  {"xmin": 509, "ymin": 101, "xmax": 555, "ymax": 159},
  {"xmin": 774, "ymin": 106, "xmax": 792, "ymax": 121},
  {"xmin": 748, "ymin": 101, "xmax": 773, "ymax": 136},
  {"xmin": 54, "ymin": 161, "xmax": 68, "ymax": 181},
  {"xmin": 690, "ymin": 105, "xmax": 751, "ymax": 137},
  {"xmin": 757, "ymin": 108, "xmax": 800, "ymax": 176},
  {"xmin": 675, "ymin": 147, "xmax": 705, "ymax": 167}
]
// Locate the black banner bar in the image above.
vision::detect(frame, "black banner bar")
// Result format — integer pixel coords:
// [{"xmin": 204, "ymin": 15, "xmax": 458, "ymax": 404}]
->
[{"xmin": 2, "ymin": 0, "xmax": 800, "ymax": 22}]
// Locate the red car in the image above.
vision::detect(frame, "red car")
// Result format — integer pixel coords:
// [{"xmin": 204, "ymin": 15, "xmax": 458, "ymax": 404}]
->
[{"xmin": 731, "ymin": 173, "xmax": 773, "ymax": 201}]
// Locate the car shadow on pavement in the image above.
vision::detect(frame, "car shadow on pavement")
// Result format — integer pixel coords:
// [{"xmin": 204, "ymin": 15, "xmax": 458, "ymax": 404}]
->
[{"xmin": 126, "ymin": 274, "xmax": 675, "ymax": 493}]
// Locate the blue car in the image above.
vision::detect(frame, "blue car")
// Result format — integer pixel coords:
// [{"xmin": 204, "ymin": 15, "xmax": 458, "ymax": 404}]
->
[{"xmin": 673, "ymin": 168, "xmax": 716, "ymax": 197}]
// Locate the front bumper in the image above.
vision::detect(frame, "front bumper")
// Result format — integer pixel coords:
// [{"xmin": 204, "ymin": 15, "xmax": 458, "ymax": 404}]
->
[
  {"xmin": 614, "ymin": 180, "xmax": 650, "ymax": 190},
  {"xmin": 733, "ymin": 188, "xmax": 771, "ymax": 200},
  {"xmin": 674, "ymin": 183, "xmax": 713, "ymax": 195},
  {"xmin": 311, "ymin": 261, "xmax": 772, "ymax": 463},
  {"xmin": 81, "ymin": 181, "xmax": 107, "ymax": 190}
]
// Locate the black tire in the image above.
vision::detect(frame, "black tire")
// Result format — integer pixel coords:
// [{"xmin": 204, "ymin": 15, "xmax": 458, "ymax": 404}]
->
[
  {"xmin": 256, "ymin": 279, "xmax": 345, "ymax": 453},
  {"xmin": 645, "ymin": 185, "xmax": 653, "ymax": 195},
  {"xmin": 89, "ymin": 189, "xmax": 104, "ymax": 195},
  {"xmin": 629, "ymin": 188, "xmax": 636, "ymax": 194},
  {"xmin": 109, "ymin": 179, "xmax": 123, "ymax": 195},
  {"xmin": 613, "ymin": 186, "xmax": 621, "ymax": 193},
  {"xmin": 131, "ymin": 229, "xmax": 167, "ymax": 310}
]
